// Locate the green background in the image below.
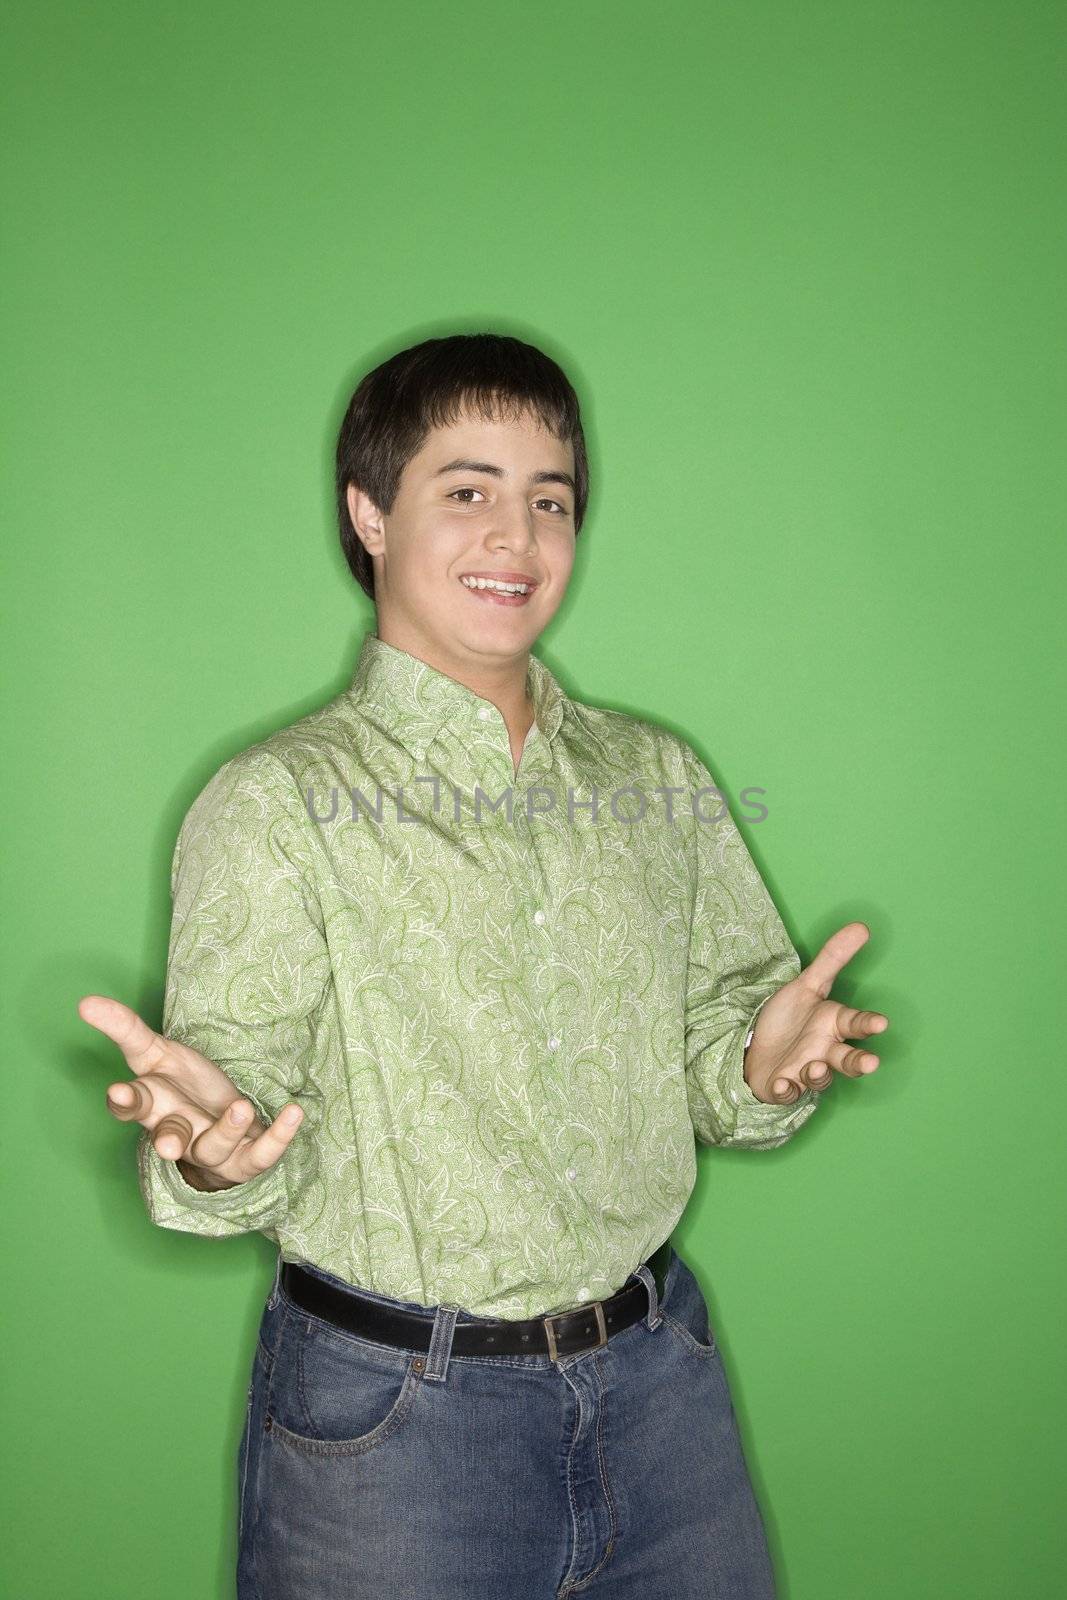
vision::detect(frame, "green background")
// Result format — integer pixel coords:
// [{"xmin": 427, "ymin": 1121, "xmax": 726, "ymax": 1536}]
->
[{"xmin": 3, "ymin": 2, "xmax": 1064, "ymax": 1595}]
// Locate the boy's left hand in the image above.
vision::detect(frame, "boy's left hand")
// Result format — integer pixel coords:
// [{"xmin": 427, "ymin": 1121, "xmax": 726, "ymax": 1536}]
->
[{"xmin": 743, "ymin": 921, "xmax": 889, "ymax": 1105}]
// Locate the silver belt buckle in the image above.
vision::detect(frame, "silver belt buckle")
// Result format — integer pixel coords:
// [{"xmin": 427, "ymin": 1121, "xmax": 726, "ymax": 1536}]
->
[{"xmin": 543, "ymin": 1297, "xmax": 608, "ymax": 1361}]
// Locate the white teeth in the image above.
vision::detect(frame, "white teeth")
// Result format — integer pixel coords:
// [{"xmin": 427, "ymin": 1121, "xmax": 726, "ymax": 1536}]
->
[{"xmin": 461, "ymin": 576, "xmax": 532, "ymax": 594}]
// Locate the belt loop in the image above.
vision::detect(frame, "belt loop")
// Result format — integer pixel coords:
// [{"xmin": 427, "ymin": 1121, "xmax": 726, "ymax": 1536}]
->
[
  {"xmin": 267, "ymin": 1252, "xmax": 282, "ymax": 1311},
  {"xmin": 632, "ymin": 1262, "xmax": 662, "ymax": 1331},
  {"xmin": 423, "ymin": 1302, "xmax": 460, "ymax": 1382}
]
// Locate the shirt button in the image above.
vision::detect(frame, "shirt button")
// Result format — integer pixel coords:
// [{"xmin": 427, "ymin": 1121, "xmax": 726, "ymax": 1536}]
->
[
  {"xmin": 412, "ymin": 748, "xmax": 424, "ymax": 762},
  {"xmin": 548, "ymin": 1036, "xmax": 560, "ymax": 1050},
  {"xmin": 566, "ymin": 1167, "xmax": 577, "ymax": 1180},
  {"xmin": 532, "ymin": 909, "xmax": 546, "ymax": 926},
  {"xmin": 577, "ymin": 1286, "xmax": 590, "ymax": 1300},
  {"xmin": 477, "ymin": 706, "xmax": 492, "ymax": 721}
]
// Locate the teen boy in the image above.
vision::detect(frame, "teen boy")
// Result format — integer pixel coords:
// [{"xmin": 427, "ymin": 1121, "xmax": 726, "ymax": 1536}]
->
[{"xmin": 80, "ymin": 332, "xmax": 889, "ymax": 1599}]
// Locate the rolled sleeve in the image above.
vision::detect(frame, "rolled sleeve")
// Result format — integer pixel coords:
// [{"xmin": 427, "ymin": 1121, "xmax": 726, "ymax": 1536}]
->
[
  {"xmin": 138, "ymin": 745, "xmax": 333, "ymax": 1238},
  {"xmin": 679, "ymin": 741, "xmax": 821, "ymax": 1150}
]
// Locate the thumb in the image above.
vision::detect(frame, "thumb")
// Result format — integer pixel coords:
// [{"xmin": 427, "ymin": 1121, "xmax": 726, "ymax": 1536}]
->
[
  {"xmin": 799, "ymin": 921, "xmax": 871, "ymax": 1000},
  {"xmin": 78, "ymin": 994, "xmax": 161, "ymax": 1071}
]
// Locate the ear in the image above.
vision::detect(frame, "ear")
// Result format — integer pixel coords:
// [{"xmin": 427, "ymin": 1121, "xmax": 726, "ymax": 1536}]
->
[{"xmin": 346, "ymin": 483, "xmax": 386, "ymax": 555}]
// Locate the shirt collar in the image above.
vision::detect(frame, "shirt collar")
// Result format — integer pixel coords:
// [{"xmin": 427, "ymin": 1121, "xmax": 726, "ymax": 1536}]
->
[{"xmin": 346, "ymin": 630, "xmax": 567, "ymax": 755}]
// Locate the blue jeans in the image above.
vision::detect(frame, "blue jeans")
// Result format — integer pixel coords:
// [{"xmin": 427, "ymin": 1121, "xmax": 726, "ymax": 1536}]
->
[{"xmin": 237, "ymin": 1245, "xmax": 778, "ymax": 1598}]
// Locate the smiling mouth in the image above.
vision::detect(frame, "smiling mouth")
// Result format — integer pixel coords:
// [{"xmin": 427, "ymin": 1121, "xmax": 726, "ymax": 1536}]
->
[{"xmin": 458, "ymin": 573, "xmax": 539, "ymax": 606}]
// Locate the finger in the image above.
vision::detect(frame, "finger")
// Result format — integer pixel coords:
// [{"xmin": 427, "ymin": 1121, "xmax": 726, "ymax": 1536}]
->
[
  {"xmin": 79, "ymin": 994, "xmax": 164, "ymax": 1074},
  {"xmin": 799, "ymin": 923, "xmax": 871, "ymax": 1000},
  {"xmin": 801, "ymin": 1058, "xmax": 834, "ymax": 1090},
  {"xmin": 825, "ymin": 1038, "xmax": 881, "ymax": 1077},
  {"xmin": 230, "ymin": 1104, "xmax": 305, "ymax": 1181},
  {"xmin": 185, "ymin": 1099, "xmax": 261, "ymax": 1171},
  {"xmin": 770, "ymin": 1074, "xmax": 803, "ymax": 1102},
  {"xmin": 151, "ymin": 1112, "xmax": 196, "ymax": 1162},
  {"xmin": 774, "ymin": 1037, "xmax": 883, "ymax": 1098},
  {"xmin": 771, "ymin": 1062, "xmax": 829, "ymax": 1100},
  {"xmin": 105, "ymin": 1078, "xmax": 156, "ymax": 1122},
  {"xmin": 835, "ymin": 1005, "xmax": 889, "ymax": 1041},
  {"xmin": 771, "ymin": 1056, "xmax": 857, "ymax": 1107}
]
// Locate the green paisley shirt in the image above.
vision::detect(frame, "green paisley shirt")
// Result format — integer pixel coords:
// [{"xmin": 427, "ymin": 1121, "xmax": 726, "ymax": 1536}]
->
[{"xmin": 139, "ymin": 630, "xmax": 820, "ymax": 1318}]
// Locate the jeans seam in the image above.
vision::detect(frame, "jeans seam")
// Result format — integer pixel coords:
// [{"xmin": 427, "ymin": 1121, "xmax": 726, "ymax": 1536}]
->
[
  {"xmin": 263, "ymin": 1300, "xmax": 290, "ymax": 1424},
  {"xmin": 571, "ymin": 1350, "xmax": 619, "ymax": 1589},
  {"xmin": 243, "ymin": 1308, "xmax": 288, "ymax": 1600},
  {"xmin": 294, "ymin": 1320, "xmax": 323, "ymax": 1437},
  {"xmin": 558, "ymin": 1368, "xmax": 584, "ymax": 1594},
  {"xmin": 237, "ymin": 1380, "xmax": 254, "ymax": 1547}
]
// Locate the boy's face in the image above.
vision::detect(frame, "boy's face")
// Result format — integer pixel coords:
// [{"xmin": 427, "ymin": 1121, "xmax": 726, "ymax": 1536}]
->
[{"xmin": 347, "ymin": 406, "xmax": 577, "ymax": 675}]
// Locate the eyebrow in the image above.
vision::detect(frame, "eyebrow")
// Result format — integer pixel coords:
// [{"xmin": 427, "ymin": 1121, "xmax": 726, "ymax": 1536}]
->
[{"xmin": 432, "ymin": 457, "xmax": 576, "ymax": 494}]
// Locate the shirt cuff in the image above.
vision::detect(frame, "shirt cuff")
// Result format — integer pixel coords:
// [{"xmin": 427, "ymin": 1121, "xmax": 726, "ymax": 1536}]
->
[
  {"xmin": 153, "ymin": 1140, "xmax": 286, "ymax": 1208},
  {"xmin": 136, "ymin": 1089, "xmax": 294, "ymax": 1231}
]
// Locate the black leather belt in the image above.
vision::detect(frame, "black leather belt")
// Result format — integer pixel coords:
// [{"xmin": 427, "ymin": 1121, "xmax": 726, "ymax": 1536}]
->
[{"xmin": 280, "ymin": 1238, "xmax": 673, "ymax": 1362}]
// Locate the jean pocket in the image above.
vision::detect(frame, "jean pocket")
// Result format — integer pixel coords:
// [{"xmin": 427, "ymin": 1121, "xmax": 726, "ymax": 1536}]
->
[
  {"xmin": 265, "ymin": 1312, "xmax": 425, "ymax": 1459},
  {"xmin": 659, "ymin": 1254, "xmax": 719, "ymax": 1360}
]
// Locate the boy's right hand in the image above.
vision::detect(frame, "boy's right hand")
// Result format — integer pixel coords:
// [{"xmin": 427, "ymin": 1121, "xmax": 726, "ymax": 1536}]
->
[{"xmin": 79, "ymin": 993, "xmax": 304, "ymax": 1191}]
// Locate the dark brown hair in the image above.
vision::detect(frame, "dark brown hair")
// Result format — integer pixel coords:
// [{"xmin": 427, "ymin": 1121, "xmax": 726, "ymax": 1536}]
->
[{"xmin": 335, "ymin": 332, "xmax": 589, "ymax": 601}]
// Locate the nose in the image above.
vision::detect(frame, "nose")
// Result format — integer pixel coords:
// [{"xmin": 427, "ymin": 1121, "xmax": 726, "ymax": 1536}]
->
[{"xmin": 485, "ymin": 502, "xmax": 537, "ymax": 555}]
